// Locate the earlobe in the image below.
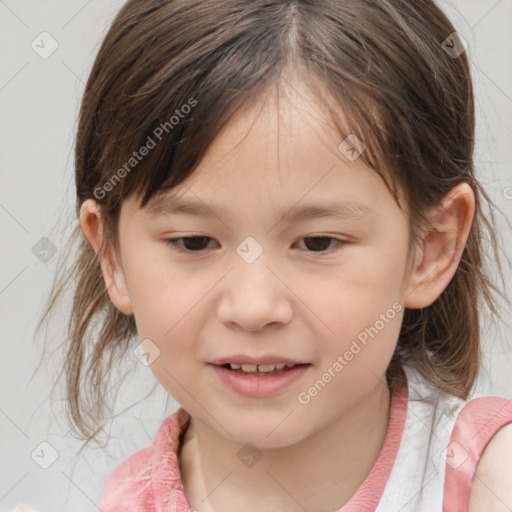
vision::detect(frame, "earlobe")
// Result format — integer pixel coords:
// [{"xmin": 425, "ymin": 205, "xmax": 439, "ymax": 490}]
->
[
  {"xmin": 79, "ymin": 199, "xmax": 134, "ymax": 315},
  {"xmin": 403, "ymin": 183, "xmax": 475, "ymax": 309}
]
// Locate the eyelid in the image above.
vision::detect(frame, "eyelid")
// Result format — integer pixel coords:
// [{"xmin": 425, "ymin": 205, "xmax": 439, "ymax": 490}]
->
[
  {"xmin": 163, "ymin": 234, "xmax": 351, "ymax": 255},
  {"xmin": 164, "ymin": 235, "xmax": 217, "ymax": 253}
]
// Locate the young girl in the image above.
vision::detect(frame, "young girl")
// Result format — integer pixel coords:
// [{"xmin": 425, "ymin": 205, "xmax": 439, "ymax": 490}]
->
[{"xmin": 30, "ymin": 0, "xmax": 512, "ymax": 511}]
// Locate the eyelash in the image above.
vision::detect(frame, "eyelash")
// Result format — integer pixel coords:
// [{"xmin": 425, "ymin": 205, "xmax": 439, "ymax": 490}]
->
[{"xmin": 164, "ymin": 235, "xmax": 349, "ymax": 255}]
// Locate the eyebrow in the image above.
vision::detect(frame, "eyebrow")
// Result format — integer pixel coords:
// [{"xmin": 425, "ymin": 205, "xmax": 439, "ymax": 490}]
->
[{"xmin": 144, "ymin": 195, "xmax": 378, "ymax": 223}]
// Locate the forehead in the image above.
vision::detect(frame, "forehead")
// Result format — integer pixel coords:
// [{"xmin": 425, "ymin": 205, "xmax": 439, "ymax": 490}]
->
[{"xmin": 131, "ymin": 79, "xmax": 402, "ymax": 223}]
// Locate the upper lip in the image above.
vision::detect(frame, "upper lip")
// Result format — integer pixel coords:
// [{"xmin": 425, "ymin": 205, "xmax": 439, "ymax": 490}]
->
[{"xmin": 209, "ymin": 355, "xmax": 309, "ymax": 366}]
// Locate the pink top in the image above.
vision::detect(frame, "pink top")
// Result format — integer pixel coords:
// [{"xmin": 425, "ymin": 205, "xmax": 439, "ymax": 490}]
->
[
  {"xmin": 96, "ymin": 388, "xmax": 408, "ymax": 511},
  {"xmin": 443, "ymin": 395, "xmax": 512, "ymax": 511},
  {"xmin": 93, "ymin": 370, "xmax": 512, "ymax": 512}
]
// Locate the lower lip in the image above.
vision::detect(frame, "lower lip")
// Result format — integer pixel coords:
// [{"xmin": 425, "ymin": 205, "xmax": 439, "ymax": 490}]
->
[{"xmin": 209, "ymin": 364, "xmax": 311, "ymax": 397}]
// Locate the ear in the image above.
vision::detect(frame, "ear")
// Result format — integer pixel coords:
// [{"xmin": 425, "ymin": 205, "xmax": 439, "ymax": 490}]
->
[
  {"xmin": 79, "ymin": 199, "xmax": 134, "ymax": 315},
  {"xmin": 404, "ymin": 182, "xmax": 475, "ymax": 309}
]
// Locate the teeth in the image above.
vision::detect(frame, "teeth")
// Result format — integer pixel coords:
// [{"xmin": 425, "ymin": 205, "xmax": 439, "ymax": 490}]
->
[
  {"xmin": 228, "ymin": 362, "xmax": 296, "ymax": 372},
  {"xmin": 256, "ymin": 364, "xmax": 278, "ymax": 373}
]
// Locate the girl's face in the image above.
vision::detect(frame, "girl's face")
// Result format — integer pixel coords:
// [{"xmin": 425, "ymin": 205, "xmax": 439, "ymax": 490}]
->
[{"xmin": 109, "ymin": 84, "xmax": 417, "ymax": 448}]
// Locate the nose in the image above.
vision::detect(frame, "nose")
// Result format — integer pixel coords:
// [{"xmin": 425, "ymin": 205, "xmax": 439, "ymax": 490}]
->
[{"xmin": 216, "ymin": 256, "xmax": 293, "ymax": 332}]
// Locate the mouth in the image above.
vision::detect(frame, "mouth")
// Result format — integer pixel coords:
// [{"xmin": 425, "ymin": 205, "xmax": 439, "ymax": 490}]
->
[
  {"xmin": 217, "ymin": 362, "xmax": 309, "ymax": 376},
  {"xmin": 209, "ymin": 362, "xmax": 312, "ymax": 397}
]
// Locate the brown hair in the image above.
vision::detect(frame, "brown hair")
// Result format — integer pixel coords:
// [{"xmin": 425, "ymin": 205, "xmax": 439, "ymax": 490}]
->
[{"xmin": 36, "ymin": 0, "xmax": 511, "ymax": 447}]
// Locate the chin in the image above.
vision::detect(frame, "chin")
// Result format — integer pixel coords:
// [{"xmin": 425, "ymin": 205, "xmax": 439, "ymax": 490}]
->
[{"xmin": 223, "ymin": 418, "xmax": 310, "ymax": 450}]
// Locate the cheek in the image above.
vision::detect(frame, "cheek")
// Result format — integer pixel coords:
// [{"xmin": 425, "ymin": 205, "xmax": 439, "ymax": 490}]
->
[
  {"xmin": 120, "ymin": 248, "xmax": 193, "ymax": 355},
  {"xmin": 121, "ymin": 237, "xmax": 192, "ymax": 315},
  {"xmin": 123, "ymin": 247, "xmax": 220, "ymax": 358},
  {"xmin": 299, "ymin": 239, "xmax": 408, "ymax": 359}
]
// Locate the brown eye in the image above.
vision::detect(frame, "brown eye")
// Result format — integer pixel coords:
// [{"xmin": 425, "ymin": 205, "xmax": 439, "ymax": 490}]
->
[
  {"xmin": 164, "ymin": 235, "xmax": 348, "ymax": 255},
  {"xmin": 297, "ymin": 236, "xmax": 346, "ymax": 253},
  {"xmin": 165, "ymin": 236, "xmax": 215, "ymax": 252}
]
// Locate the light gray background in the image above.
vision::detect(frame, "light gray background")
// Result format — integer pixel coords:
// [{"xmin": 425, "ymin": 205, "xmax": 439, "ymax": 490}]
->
[{"xmin": 1, "ymin": 1, "xmax": 511, "ymax": 511}]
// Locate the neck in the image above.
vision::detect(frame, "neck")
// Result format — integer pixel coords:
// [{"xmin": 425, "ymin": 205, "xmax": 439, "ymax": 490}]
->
[{"xmin": 179, "ymin": 380, "xmax": 391, "ymax": 512}]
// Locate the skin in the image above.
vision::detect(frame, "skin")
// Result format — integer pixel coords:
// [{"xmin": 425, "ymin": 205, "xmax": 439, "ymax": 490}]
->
[
  {"xmin": 468, "ymin": 422, "xmax": 512, "ymax": 511},
  {"xmin": 80, "ymin": 77, "xmax": 476, "ymax": 512}
]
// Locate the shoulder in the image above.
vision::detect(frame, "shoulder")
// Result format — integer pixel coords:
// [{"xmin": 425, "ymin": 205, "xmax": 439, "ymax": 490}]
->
[
  {"xmin": 468, "ymin": 421, "xmax": 512, "ymax": 511},
  {"xmin": 441, "ymin": 394, "xmax": 512, "ymax": 511}
]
